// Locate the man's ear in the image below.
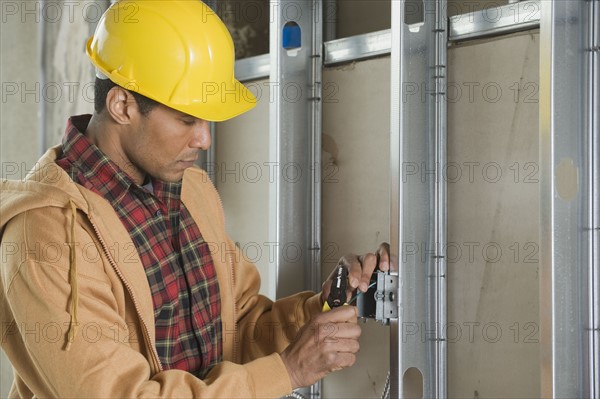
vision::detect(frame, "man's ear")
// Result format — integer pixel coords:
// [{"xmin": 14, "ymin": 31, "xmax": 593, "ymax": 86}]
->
[{"xmin": 105, "ymin": 86, "xmax": 137, "ymax": 124}]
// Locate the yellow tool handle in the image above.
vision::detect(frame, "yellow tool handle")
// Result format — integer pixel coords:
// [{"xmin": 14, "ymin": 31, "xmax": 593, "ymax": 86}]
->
[{"xmin": 322, "ymin": 264, "xmax": 349, "ymax": 312}]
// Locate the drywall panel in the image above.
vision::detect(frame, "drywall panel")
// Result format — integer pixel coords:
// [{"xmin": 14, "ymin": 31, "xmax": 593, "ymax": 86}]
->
[
  {"xmin": 41, "ymin": 1, "xmax": 104, "ymax": 148},
  {"xmin": 447, "ymin": 30, "xmax": 540, "ymax": 398},
  {"xmin": 0, "ymin": 4, "xmax": 41, "ymax": 181},
  {"xmin": 214, "ymin": 80, "xmax": 272, "ymax": 298},
  {"xmin": 321, "ymin": 57, "xmax": 391, "ymax": 398}
]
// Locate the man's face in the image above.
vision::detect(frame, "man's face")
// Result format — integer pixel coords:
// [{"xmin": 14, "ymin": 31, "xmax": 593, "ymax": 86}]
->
[{"xmin": 122, "ymin": 104, "xmax": 211, "ymax": 183}]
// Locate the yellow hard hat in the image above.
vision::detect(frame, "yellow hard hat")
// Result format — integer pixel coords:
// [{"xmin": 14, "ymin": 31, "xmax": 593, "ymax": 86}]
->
[{"xmin": 86, "ymin": 0, "xmax": 256, "ymax": 122}]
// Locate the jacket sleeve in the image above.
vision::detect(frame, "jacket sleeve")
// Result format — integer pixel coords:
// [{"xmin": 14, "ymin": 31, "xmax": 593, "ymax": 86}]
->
[
  {"xmin": 183, "ymin": 168, "xmax": 323, "ymax": 364},
  {"xmin": 226, "ymin": 238, "xmax": 323, "ymax": 363},
  {"xmin": 0, "ymin": 207, "xmax": 293, "ymax": 398}
]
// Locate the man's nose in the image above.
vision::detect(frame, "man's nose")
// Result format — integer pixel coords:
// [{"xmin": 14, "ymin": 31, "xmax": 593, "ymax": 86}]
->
[{"xmin": 190, "ymin": 120, "xmax": 211, "ymax": 150}]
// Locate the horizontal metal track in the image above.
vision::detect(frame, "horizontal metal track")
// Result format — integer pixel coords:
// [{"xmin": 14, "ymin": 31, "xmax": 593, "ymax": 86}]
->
[
  {"xmin": 235, "ymin": 0, "xmax": 540, "ymax": 81},
  {"xmin": 449, "ymin": 0, "xmax": 540, "ymax": 42},
  {"xmin": 234, "ymin": 54, "xmax": 270, "ymax": 82},
  {"xmin": 324, "ymin": 29, "xmax": 392, "ymax": 65}
]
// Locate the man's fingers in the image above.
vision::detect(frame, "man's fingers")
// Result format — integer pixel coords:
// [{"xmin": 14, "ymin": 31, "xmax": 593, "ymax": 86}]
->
[
  {"xmin": 344, "ymin": 253, "xmax": 375, "ymax": 292},
  {"xmin": 322, "ymin": 339, "xmax": 359, "ymax": 372},
  {"xmin": 377, "ymin": 242, "xmax": 391, "ymax": 271},
  {"xmin": 358, "ymin": 253, "xmax": 377, "ymax": 291},
  {"xmin": 317, "ymin": 304, "xmax": 358, "ymax": 323},
  {"xmin": 322, "ymin": 337, "xmax": 360, "ymax": 354},
  {"xmin": 337, "ymin": 352, "xmax": 357, "ymax": 368},
  {"xmin": 317, "ymin": 321, "xmax": 362, "ymax": 341},
  {"xmin": 327, "ymin": 352, "xmax": 357, "ymax": 371},
  {"xmin": 343, "ymin": 255, "xmax": 360, "ymax": 289},
  {"xmin": 330, "ymin": 241, "xmax": 391, "ymax": 305}
]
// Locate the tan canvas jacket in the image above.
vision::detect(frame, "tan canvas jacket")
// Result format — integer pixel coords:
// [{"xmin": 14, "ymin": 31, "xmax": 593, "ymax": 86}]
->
[{"xmin": 0, "ymin": 145, "xmax": 322, "ymax": 398}]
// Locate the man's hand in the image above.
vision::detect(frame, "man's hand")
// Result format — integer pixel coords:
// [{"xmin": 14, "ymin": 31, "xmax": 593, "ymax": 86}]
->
[
  {"xmin": 321, "ymin": 242, "xmax": 391, "ymax": 305},
  {"xmin": 280, "ymin": 306, "xmax": 361, "ymax": 389}
]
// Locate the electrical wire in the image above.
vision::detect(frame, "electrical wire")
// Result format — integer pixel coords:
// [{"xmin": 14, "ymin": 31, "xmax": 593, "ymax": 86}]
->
[
  {"xmin": 381, "ymin": 371, "xmax": 391, "ymax": 399},
  {"xmin": 348, "ymin": 281, "xmax": 377, "ymax": 304}
]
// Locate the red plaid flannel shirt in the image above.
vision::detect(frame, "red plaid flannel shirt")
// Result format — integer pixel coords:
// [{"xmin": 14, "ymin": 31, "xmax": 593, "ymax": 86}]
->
[{"xmin": 56, "ymin": 115, "xmax": 222, "ymax": 378}]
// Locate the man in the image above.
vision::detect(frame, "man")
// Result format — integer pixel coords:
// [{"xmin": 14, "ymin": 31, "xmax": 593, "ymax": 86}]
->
[{"xmin": 0, "ymin": 1, "xmax": 389, "ymax": 397}]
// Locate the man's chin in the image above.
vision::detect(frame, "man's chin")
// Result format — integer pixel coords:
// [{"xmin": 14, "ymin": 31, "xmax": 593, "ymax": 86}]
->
[{"xmin": 151, "ymin": 170, "xmax": 185, "ymax": 183}]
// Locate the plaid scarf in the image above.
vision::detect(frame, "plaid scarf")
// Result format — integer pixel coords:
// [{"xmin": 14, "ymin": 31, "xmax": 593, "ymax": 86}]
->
[{"xmin": 56, "ymin": 115, "xmax": 222, "ymax": 378}]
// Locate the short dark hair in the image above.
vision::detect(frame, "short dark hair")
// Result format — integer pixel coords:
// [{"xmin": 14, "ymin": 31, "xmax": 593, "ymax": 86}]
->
[{"xmin": 94, "ymin": 77, "xmax": 160, "ymax": 116}]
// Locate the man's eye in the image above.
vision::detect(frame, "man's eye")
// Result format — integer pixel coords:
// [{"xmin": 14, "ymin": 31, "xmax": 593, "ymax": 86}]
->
[{"xmin": 181, "ymin": 119, "xmax": 195, "ymax": 126}]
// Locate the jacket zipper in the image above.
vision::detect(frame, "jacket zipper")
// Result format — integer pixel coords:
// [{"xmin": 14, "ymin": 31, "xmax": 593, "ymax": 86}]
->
[
  {"xmin": 213, "ymin": 188, "xmax": 239, "ymax": 364},
  {"xmin": 227, "ymin": 251, "xmax": 239, "ymax": 363},
  {"xmin": 88, "ymin": 216, "xmax": 163, "ymax": 373}
]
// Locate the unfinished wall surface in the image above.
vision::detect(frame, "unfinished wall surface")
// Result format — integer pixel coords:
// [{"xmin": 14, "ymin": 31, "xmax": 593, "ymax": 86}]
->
[
  {"xmin": 215, "ymin": 58, "xmax": 392, "ymax": 397},
  {"xmin": 2, "ymin": 2, "xmax": 541, "ymax": 398},
  {"xmin": 317, "ymin": 29, "xmax": 540, "ymax": 398},
  {"xmin": 214, "ymin": 80, "xmax": 273, "ymax": 298},
  {"xmin": 41, "ymin": 1, "xmax": 105, "ymax": 148},
  {"xmin": 320, "ymin": 57, "xmax": 392, "ymax": 398},
  {"xmin": 0, "ymin": 4, "xmax": 41, "ymax": 181},
  {"xmin": 216, "ymin": 4, "xmax": 541, "ymax": 398},
  {"xmin": 447, "ymin": 30, "xmax": 540, "ymax": 398},
  {"xmin": 215, "ymin": 28, "xmax": 541, "ymax": 397}
]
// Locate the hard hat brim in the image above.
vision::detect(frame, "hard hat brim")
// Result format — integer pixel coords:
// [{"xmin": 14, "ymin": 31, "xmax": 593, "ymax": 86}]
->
[{"xmin": 88, "ymin": 35, "xmax": 256, "ymax": 122}]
